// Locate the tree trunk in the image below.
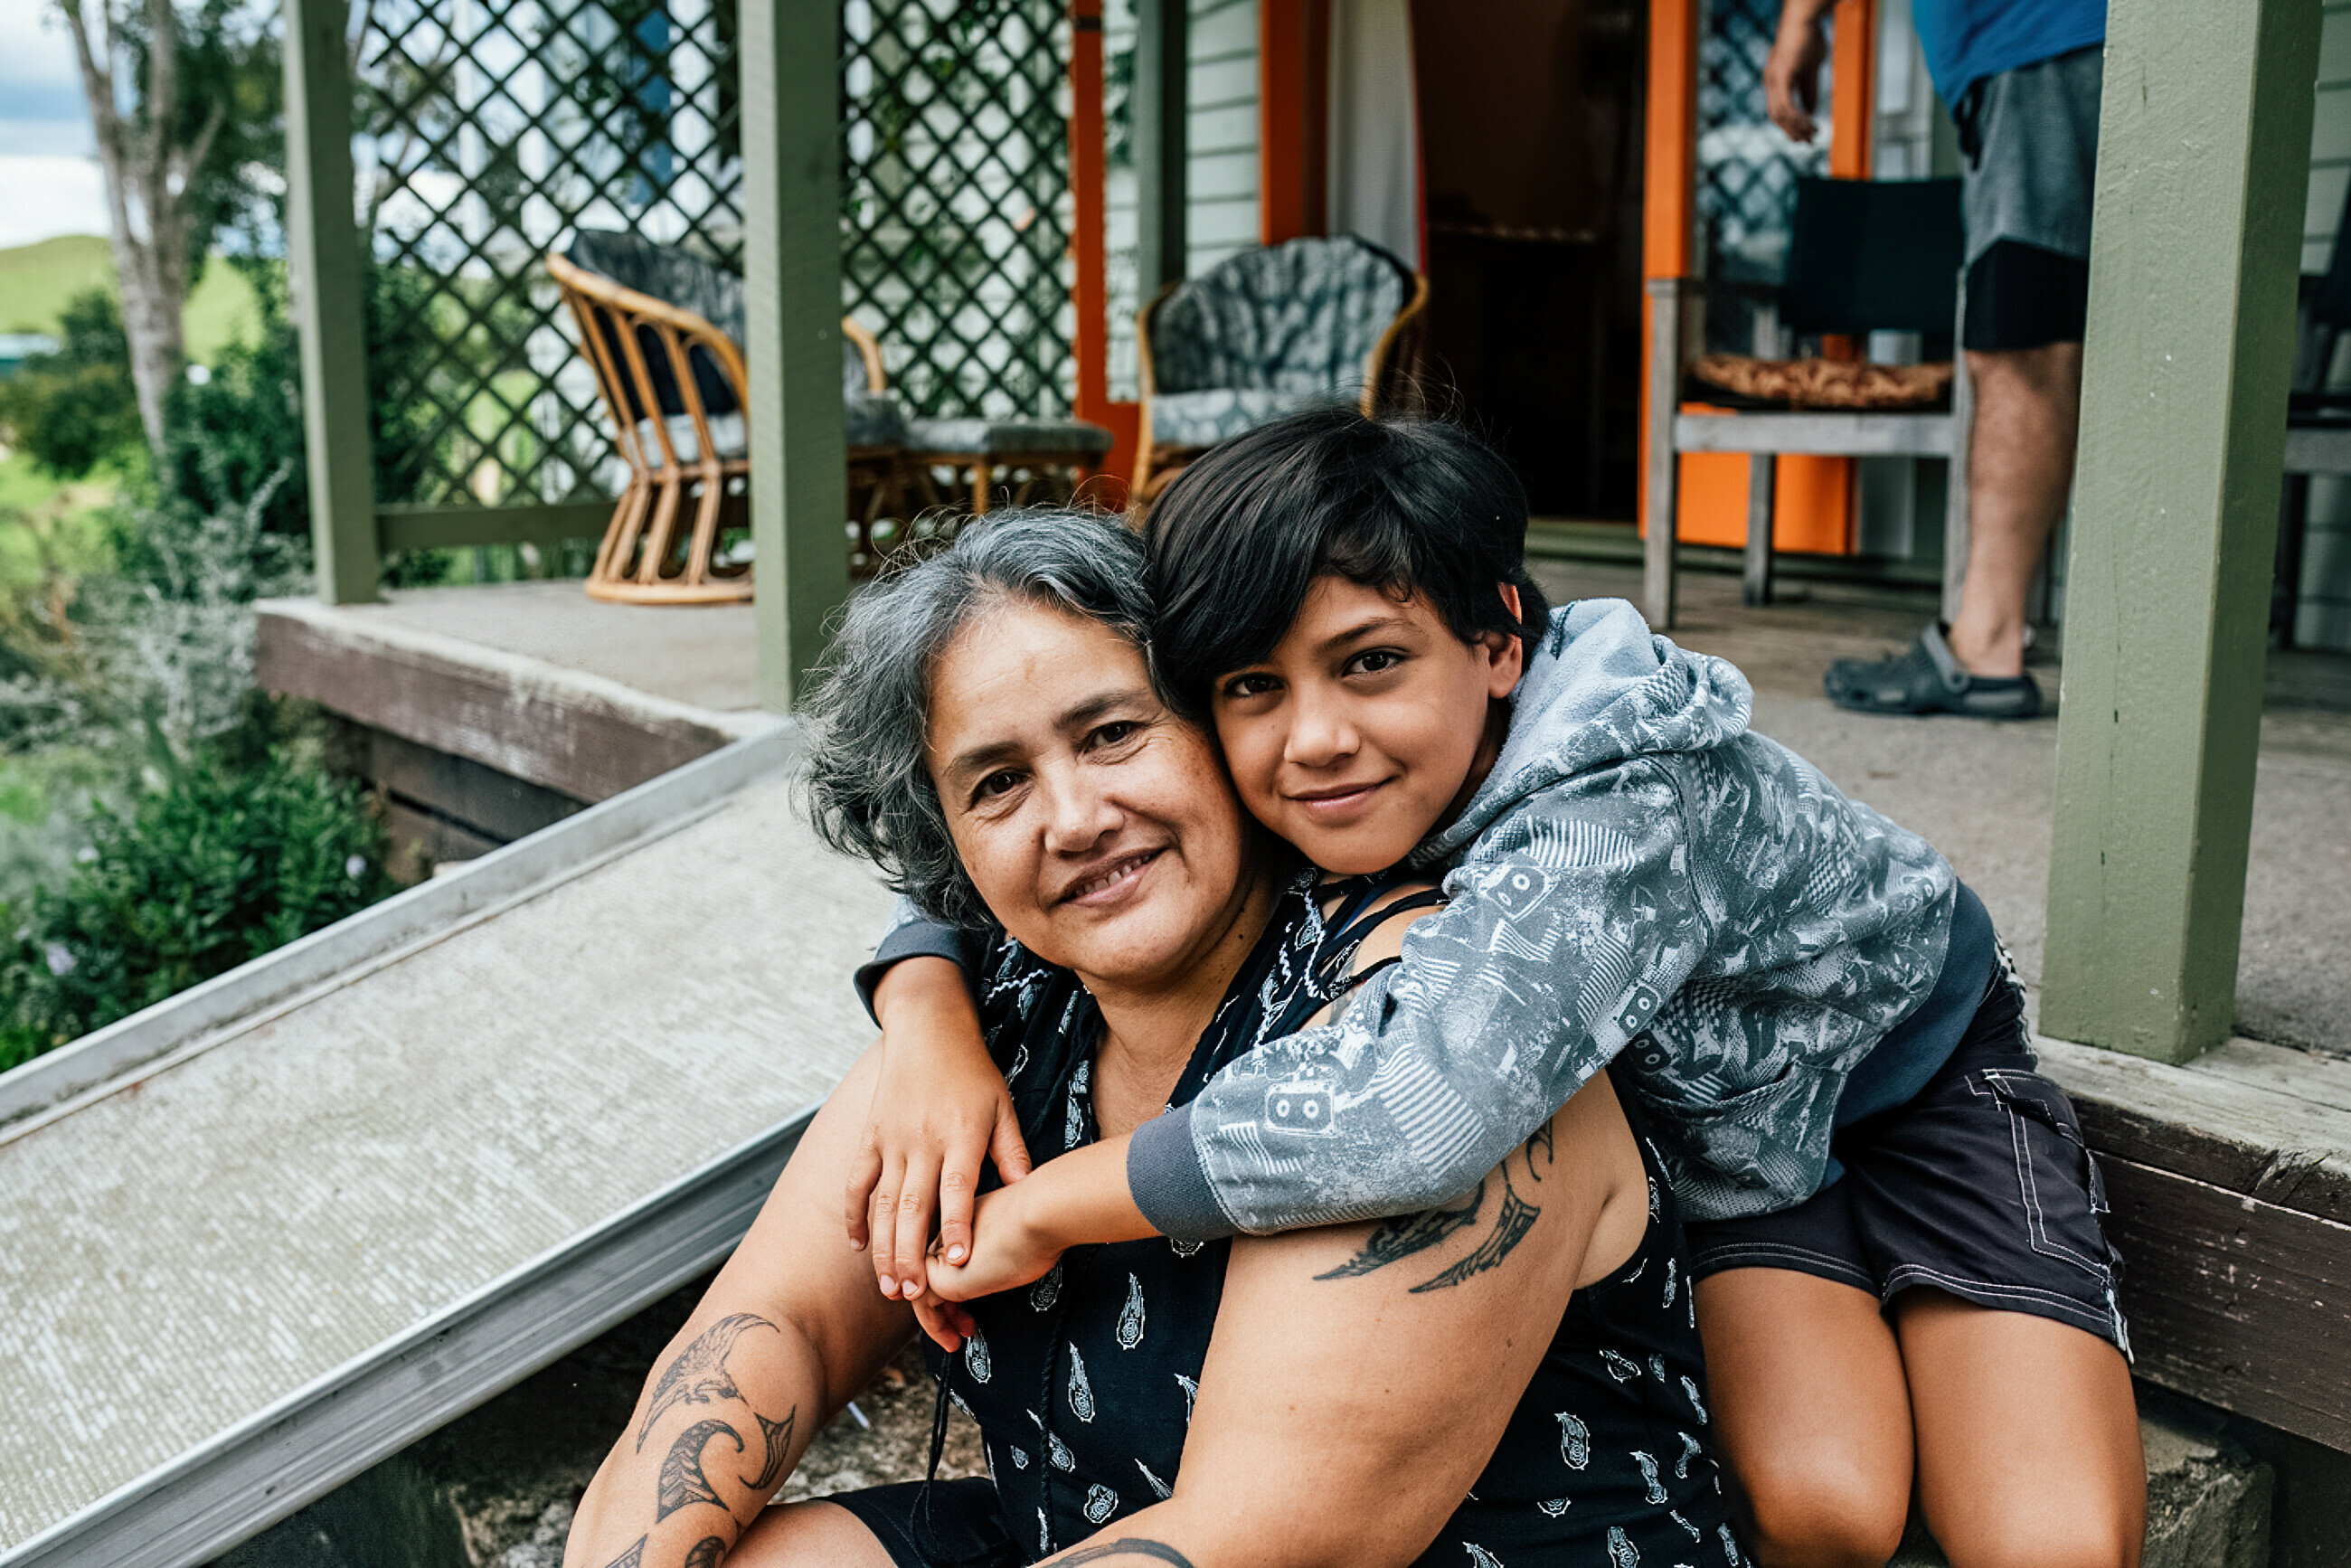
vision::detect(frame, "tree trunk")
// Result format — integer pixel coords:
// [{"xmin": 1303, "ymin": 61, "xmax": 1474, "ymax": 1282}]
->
[{"xmin": 61, "ymin": 0, "xmax": 222, "ymax": 458}]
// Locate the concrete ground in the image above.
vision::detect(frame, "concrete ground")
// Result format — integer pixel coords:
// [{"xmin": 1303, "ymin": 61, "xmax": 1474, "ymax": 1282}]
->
[{"xmin": 1526, "ymin": 558, "xmax": 2351, "ymax": 1056}]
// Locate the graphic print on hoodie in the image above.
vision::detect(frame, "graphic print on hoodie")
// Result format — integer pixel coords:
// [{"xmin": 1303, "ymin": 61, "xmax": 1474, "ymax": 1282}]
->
[{"xmin": 869, "ymin": 600, "xmax": 1960, "ymax": 1236}]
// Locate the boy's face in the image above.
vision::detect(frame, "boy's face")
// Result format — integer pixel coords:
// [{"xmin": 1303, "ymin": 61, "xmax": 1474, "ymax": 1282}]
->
[{"xmin": 1210, "ymin": 575, "xmax": 1524, "ymax": 874}]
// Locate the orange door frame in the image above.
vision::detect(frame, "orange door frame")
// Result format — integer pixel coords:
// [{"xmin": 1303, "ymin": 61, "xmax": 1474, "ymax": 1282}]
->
[
  {"xmin": 1259, "ymin": 0, "xmax": 1329, "ymax": 244},
  {"xmin": 1068, "ymin": 0, "xmax": 1139, "ymax": 499},
  {"xmin": 1640, "ymin": 0, "xmax": 1877, "ymax": 556}
]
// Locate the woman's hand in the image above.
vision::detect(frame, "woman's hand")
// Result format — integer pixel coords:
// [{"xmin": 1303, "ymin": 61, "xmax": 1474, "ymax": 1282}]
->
[
  {"xmin": 846, "ymin": 956, "xmax": 1033, "ymax": 1302},
  {"xmin": 926, "ymin": 1138, "xmax": 1160, "ymax": 1318}
]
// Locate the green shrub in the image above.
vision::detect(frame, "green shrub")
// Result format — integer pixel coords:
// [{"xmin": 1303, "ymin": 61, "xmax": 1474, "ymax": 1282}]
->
[
  {"xmin": 0, "ymin": 288, "xmax": 141, "ymax": 478},
  {"xmin": 0, "ymin": 740, "xmax": 397, "ymax": 1068}
]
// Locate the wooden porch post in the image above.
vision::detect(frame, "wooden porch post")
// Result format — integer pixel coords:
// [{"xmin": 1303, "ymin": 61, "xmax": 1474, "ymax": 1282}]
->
[
  {"xmin": 1258, "ymin": 0, "xmax": 1328, "ymax": 245},
  {"xmin": 2039, "ymin": 0, "xmax": 2319, "ymax": 1062},
  {"xmin": 1135, "ymin": 0, "xmax": 1189, "ymax": 291},
  {"xmin": 283, "ymin": 0, "xmax": 378, "ymax": 606},
  {"xmin": 741, "ymin": 0, "xmax": 849, "ymax": 712}
]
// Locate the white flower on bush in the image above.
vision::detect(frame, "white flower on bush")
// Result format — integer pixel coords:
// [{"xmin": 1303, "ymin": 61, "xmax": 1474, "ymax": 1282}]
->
[
  {"xmin": 345, "ymin": 855, "xmax": 366, "ymax": 880},
  {"xmin": 43, "ymin": 942, "xmax": 76, "ymax": 977}
]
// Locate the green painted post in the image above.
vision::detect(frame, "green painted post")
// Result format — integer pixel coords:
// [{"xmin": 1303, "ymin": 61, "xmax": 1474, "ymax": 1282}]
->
[
  {"xmin": 2039, "ymin": 0, "xmax": 2320, "ymax": 1062},
  {"xmin": 283, "ymin": 0, "xmax": 378, "ymax": 605},
  {"xmin": 741, "ymin": 0, "xmax": 850, "ymax": 712}
]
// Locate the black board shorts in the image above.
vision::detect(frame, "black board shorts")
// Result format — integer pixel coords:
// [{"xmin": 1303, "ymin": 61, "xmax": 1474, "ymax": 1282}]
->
[
  {"xmin": 1685, "ymin": 963, "xmax": 2132, "ymax": 1355},
  {"xmin": 822, "ymin": 1478, "xmax": 1022, "ymax": 1568}
]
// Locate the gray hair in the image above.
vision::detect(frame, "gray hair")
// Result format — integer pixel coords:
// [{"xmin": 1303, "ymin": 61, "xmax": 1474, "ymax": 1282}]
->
[{"xmin": 798, "ymin": 507, "xmax": 1157, "ymax": 929}]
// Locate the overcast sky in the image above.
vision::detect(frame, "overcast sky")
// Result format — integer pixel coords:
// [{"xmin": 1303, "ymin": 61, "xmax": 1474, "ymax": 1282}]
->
[{"xmin": 0, "ymin": 5, "xmax": 109, "ymax": 249}]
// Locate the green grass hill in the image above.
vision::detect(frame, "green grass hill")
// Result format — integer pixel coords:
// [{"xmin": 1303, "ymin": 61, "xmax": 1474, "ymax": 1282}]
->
[{"xmin": 0, "ymin": 234, "xmax": 266, "ymax": 364}]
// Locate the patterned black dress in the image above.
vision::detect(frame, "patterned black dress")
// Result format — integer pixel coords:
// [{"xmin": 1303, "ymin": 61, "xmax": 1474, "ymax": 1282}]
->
[{"xmin": 834, "ymin": 870, "xmax": 1749, "ymax": 1568}]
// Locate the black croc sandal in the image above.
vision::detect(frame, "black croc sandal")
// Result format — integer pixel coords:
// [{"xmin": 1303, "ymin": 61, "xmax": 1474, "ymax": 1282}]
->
[{"xmin": 1824, "ymin": 624, "xmax": 2043, "ymax": 719}]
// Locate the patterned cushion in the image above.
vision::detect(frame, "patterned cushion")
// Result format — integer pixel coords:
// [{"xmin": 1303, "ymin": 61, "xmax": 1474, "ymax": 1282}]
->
[
  {"xmin": 569, "ymin": 231, "xmax": 745, "ymax": 339},
  {"xmin": 1148, "ymin": 388, "xmax": 1338, "ymax": 450},
  {"xmin": 636, "ymin": 395, "xmax": 907, "ymax": 465},
  {"xmin": 569, "ymin": 231, "xmax": 883, "ymax": 412},
  {"xmin": 907, "ymin": 417, "xmax": 1115, "ymax": 457},
  {"xmin": 1149, "ymin": 235, "xmax": 1410, "ymax": 398}
]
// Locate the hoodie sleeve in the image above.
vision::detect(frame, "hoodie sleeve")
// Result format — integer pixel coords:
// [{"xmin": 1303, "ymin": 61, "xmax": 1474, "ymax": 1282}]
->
[
  {"xmin": 853, "ymin": 895, "xmax": 984, "ymax": 1025},
  {"xmin": 1127, "ymin": 759, "xmax": 1707, "ymax": 1240}
]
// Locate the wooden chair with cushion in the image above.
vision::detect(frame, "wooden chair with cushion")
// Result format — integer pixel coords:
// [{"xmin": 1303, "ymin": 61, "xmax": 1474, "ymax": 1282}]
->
[
  {"xmin": 1133, "ymin": 234, "xmax": 1429, "ymax": 502},
  {"xmin": 1646, "ymin": 176, "xmax": 1972, "ymax": 619},
  {"xmin": 551, "ymin": 231, "xmax": 911, "ymax": 600}
]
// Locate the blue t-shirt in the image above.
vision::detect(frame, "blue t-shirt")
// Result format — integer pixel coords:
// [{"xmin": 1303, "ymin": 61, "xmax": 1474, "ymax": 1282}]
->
[{"xmin": 1912, "ymin": 0, "xmax": 2105, "ymax": 103}]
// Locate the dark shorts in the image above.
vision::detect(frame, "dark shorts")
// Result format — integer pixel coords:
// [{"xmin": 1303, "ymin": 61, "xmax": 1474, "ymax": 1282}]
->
[
  {"xmin": 822, "ymin": 1478, "xmax": 1020, "ymax": 1568},
  {"xmin": 1955, "ymin": 44, "xmax": 2101, "ymax": 351},
  {"xmin": 1685, "ymin": 964, "xmax": 2132, "ymax": 1354}
]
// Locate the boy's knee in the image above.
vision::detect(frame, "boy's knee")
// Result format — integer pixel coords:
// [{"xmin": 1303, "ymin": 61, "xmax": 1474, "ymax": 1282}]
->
[
  {"xmin": 1933, "ymin": 1507, "xmax": 2139, "ymax": 1568},
  {"xmin": 1738, "ymin": 1467, "xmax": 1907, "ymax": 1568}
]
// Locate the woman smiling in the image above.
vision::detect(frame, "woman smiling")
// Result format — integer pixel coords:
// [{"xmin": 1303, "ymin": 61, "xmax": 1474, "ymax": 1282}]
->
[{"xmin": 561, "ymin": 511, "xmax": 1741, "ymax": 1568}]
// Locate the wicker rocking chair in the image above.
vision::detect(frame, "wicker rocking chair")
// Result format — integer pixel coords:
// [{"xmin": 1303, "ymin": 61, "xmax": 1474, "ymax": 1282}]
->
[{"xmin": 551, "ymin": 232, "xmax": 911, "ymax": 601}]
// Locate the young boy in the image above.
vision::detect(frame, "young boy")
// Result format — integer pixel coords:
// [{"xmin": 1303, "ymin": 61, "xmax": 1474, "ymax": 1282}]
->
[{"xmin": 857, "ymin": 411, "xmax": 2144, "ymax": 1566}]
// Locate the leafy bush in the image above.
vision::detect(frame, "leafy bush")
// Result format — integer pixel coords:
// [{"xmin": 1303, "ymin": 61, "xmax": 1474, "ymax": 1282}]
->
[
  {"xmin": 0, "ymin": 738, "xmax": 397, "ymax": 1069},
  {"xmin": 0, "ymin": 288, "xmax": 141, "ymax": 478}
]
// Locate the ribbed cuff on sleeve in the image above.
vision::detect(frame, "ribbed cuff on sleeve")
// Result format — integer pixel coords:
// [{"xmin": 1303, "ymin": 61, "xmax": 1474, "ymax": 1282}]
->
[
  {"xmin": 853, "ymin": 917, "xmax": 977, "ymax": 1025},
  {"xmin": 1127, "ymin": 1102, "xmax": 1237, "ymax": 1242}
]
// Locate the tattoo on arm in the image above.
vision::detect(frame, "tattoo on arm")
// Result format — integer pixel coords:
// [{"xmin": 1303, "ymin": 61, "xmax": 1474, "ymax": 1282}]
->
[
  {"xmin": 636, "ymin": 1314, "xmax": 778, "ymax": 1450},
  {"xmin": 738, "ymin": 1407, "xmax": 798, "ymax": 1492},
  {"xmin": 1055, "ymin": 1538, "xmax": 1199, "ymax": 1568},
  {"xmin": 1312, "ymin": 1129, "xmax": 1554, "ymax": 1292},
  {"xmin": 596, "ymin": 1538, "xmax": 647, "ymax": 1568},
  {"xmin": 1313, "ymin": 1180, "xmax": 1484, "ymax": 1279},
  {"xmin": 684, "ymin": 1539, "xmax": 725, "ymax": 1568},
  {"xmin": 656, "ymin": 1419, "xmax": 744, "ymax": 1522}
]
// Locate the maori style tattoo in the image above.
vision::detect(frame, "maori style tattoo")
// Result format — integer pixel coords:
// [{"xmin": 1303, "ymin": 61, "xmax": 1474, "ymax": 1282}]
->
[
  {"xmin": 684, "ymin": 1539, "xmax": 726, "ymax": 1568},
  {"xmin": 1313, "ymin": 1180, "xmax": 1484, "ymax": 1279},
  {"xmin": 596, "ymin": 1539, "xmax": 647, "ymax": 1568},
  {"xmin": 656, "ymin": 1419, "xmax": 744, "ymax": 1521},
  {"xmin": 739, "ymin": 1406, "xmax": 798, "ymax": 1492},
  {"xmin": 636, "ymin": 1314, "xmax": 776, "ymax": 1450},
  {"xmin": 1314, "ymin": 1119, "xmax": 1558, "ymax": 1290},
  {"xmin": 1053, "ymin": 1537, "xmax": 1199, "ymax": 1568}
]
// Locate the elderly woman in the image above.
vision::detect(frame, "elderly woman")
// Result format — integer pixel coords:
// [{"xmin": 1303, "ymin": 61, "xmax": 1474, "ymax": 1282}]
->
[{"xmin": 563, "ymin": 511, "xmax": 1738, "ymax": 1568}]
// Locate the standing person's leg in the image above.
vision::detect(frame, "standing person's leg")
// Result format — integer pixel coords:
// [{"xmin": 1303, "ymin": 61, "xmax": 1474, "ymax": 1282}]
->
[
  {"xmin": 1825, "ymin": 45, "xmax": 2101, "ymax": 717},
  {"xmin": 1897, "ymin": 1293, "xmax": 2145, "ymax": 1568},
  {"xmin": 1946, "ymin": 343, "xmax": 2085, "ymax": 679}
]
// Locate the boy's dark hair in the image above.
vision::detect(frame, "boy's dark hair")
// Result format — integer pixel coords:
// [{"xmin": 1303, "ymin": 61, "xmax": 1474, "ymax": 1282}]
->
[{"xmin": 1144, "ymin": 407, "xmax": 1552, "ymax": 718}]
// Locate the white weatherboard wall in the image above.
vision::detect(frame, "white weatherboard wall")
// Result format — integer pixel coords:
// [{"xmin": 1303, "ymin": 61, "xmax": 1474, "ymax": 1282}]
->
[{"xmin": 1188, "ymin": 0, "xmax": 1260, "ymax": 277}]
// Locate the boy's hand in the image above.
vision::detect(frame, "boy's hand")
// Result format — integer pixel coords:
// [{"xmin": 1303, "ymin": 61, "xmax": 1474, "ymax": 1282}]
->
[
  {"xmin": 924, "ymin": 1184, "xmax": 1067, "ymax": 1306},
  {"xmin": 846, "ymin": 956, "xmax": 1032, "ymax": 1302}
]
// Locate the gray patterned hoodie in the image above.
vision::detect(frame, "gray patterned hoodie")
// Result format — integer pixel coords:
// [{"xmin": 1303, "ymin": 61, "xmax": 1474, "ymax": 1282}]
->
[
  {"xmin": 865, "ymin": 599, "xmax": 1961, "ymax": 1236},
  {"xmin": 1120, "ymin": 598, "xmax": 1959, "ymax": 1234}
]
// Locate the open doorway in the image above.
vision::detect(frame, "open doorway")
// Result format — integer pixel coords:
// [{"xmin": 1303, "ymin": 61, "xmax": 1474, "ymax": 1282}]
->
[{"xmin": 1407, "ymin": 0, "xmax": 1646, "ymax": 518}]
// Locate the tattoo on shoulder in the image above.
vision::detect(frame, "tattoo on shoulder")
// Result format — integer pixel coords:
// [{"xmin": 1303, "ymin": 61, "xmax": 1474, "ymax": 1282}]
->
[
  {"xmin": 636, "ymin": 1314, "xmax": 777, "ymax": 1450},
  {"xmin": 1313, "ymin": 1129, "xmax": 1553, "ymax": 1291},
  {"xmin": 1054, "ymin": 1538, "xmax": 1199, "ymax": 1568},
  {"xmin": 596, "ymin": 1538, "xmax": 647, "ymax": 1568},
  {"xmin": 684, "ymin": 1538, "xmax": 726, "ymax": 1568},
  {"xmin": 656, "ymin": 1418, "xmax": 745, "ymax": 1521},
  {"xmin": 738, "ymin": 1406, "xmax": 798, "ymax": 1493}
]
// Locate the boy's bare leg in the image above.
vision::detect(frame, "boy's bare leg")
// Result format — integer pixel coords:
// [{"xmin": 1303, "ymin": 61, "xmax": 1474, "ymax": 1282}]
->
[
  {"xmin": 1897, "ymin": 1290, "xmax": 2144, "ymax": 1568},
  {"xmin": 1946, "ymin": 344, "xmax": 2084, "ymax": 680},
  {"xmin": 1695, "ymin": 1270, "xmax": 1913, "ymax": 1568}
]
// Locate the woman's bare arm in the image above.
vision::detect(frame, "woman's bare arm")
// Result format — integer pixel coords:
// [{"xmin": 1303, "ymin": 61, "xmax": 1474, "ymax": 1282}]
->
[
  {"xmin": 564, "ymin": 1045, "xmax": 917, "ymax": 1568},
  {"xmin": 1042, "ymin": 1068, "xmax": 1651, "ymax": 1568}
]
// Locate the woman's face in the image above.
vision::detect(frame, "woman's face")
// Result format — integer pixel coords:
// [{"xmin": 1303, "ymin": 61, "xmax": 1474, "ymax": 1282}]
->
[{"xmin": 925, "ymin": 600, "xmax": 1257, "ymax": 993}]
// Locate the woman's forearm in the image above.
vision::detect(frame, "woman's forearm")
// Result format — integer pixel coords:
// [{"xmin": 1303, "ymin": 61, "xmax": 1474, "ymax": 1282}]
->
[{"xmin": 566, "ymin": 1309, "xmax": 832, "ymax": 1566}]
